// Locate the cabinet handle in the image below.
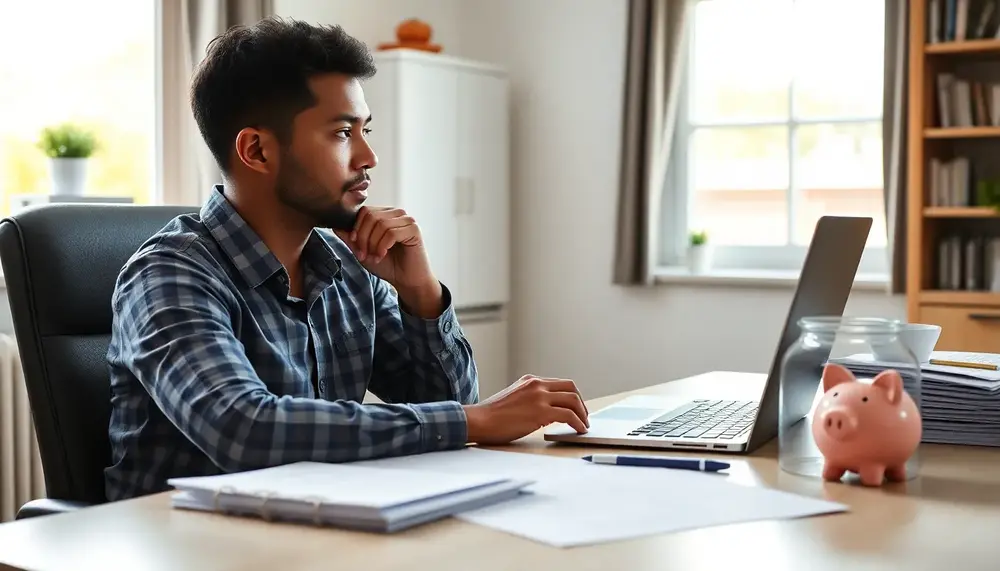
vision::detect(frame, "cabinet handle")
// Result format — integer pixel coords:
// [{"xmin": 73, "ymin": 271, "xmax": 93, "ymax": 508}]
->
[
  {"xmin": 455, "ymin": 177, "xmax": 474, "ymax": 216},
  {"xmin": 968, "ymin": 313, "xmax": 1000, "ymax": 321},
  {"xmin": 455, "ymin": 177, "xmax": 465, "ymax": 216},
  {"xmin": 467, "ymin": 179, "xmax": 475, "ymax": 215}
]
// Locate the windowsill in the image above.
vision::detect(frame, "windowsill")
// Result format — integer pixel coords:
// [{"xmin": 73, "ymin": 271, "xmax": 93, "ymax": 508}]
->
[{"xmin": 653, "ymin": 266, "xmax": 890, "ymax": 291}]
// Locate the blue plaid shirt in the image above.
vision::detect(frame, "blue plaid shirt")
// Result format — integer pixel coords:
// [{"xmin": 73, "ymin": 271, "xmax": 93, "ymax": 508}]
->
[{"xmin": 104, "ymin": 186, "xmax": 478, "ymax": 501}]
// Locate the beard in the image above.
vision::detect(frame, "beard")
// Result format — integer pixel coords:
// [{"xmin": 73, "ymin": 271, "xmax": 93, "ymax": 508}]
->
[{"xmin": 274, "ymin": 152, "xmax": 365, "ymax": 231}]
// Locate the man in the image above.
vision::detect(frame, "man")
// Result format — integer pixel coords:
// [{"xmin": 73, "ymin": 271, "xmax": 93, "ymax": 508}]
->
[{"xmin": 104, "ymin": 18, "xmax": 589, "ymax": 501}]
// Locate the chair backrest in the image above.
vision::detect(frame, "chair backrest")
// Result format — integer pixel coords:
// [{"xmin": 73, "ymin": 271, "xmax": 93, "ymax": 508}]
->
[{"xmin": 0, "ymin": 203, "xmax": 196, "ymax": 504}]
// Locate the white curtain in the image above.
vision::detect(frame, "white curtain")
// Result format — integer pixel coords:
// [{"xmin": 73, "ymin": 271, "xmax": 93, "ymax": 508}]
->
[{"xmin": 159, "ymin": 0, "xmax": 274, "ymax": 205}]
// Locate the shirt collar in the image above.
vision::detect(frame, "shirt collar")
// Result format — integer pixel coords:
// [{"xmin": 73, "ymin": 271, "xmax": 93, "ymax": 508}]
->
[{"xmin": 200, "ymin": 185, "xmax": 343, "ymax": 290}]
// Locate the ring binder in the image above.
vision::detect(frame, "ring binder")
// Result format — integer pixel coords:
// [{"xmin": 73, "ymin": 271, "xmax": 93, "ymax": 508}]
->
[
  {"xmin": 305, "ymin": 495, "xmax": 325, "ymax": 526},
  {"xmin": 168, "ymin": 460, "xmax": 530, "ymax": 534},
  {"xmin": 258, "ymin": 491, "xmax": 275, "ymax": 522},
  {"xmin": 213, "ymin": 485, "xmax": 237, "ymax": 514}
]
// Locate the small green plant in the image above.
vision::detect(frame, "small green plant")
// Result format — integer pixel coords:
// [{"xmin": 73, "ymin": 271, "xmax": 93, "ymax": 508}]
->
[
  {"xmin": 689, "ymin": 230, "xmax": 708, "ymax": 246},
  {"xmin": 37, "ymin": 123, "xmax": 97, "ymax": 158},
  {"xmin": 977, "ymin": 180, "xmax": 1000, "ymax": 211}
]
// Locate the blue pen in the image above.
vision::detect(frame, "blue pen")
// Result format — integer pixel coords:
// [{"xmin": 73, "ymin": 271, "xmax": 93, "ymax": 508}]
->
[{"xmin": 582, "ymin": 453, "xmax": 730, "ymax": 472}]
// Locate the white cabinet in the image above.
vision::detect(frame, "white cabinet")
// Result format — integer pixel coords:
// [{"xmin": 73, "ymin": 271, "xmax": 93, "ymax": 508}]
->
[
  {"xmin": 363, "ymin": 50, "xmax": 510, "ymax": 309},
  {"xmin": 459, "ymin": 310, "xmax": 510, "ymax": 399}
]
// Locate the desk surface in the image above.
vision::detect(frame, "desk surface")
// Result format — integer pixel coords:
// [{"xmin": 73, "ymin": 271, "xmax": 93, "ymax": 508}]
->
[{"xmin": 1, "ymin": 372, "xmax": 999, "ymax": 571}]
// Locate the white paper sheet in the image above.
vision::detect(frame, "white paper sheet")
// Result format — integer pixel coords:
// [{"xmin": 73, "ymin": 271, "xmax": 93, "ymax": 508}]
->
[{"xmin": 355, "ymin": 448, "xmax": 847, "ymax": 547}]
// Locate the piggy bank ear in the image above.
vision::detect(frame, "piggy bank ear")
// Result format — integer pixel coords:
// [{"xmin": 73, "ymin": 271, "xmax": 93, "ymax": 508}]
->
[
  {"xmin": 872, "ymin": 369, "xmax": 903, "ymax": 405},
  {"xmin": 821, "ymin": 363, "xmax": 855, "ymax": 392}
]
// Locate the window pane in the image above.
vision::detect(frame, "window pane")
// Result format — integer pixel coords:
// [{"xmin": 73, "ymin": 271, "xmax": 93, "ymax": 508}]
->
[
  {"xmin": 0, "ymin": 1, "xmax": 155, "ymax": 215},
  {"xmin": 792, "ymin": 0, "xmax": 884, "ymax": 118},
  {"xmin": 793, "ymin": 122, "xmax": 886, "ymax": 247},
  {"xmin": 689, "ymin": 127, "xmax": 789, "ymax": 246},
  {"xmin": 690, "ymin": 0, "xmax": 792, "ymax": 123}
]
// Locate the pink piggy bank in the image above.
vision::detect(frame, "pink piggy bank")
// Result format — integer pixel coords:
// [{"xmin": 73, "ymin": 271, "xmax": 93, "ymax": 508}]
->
[{"xmin": 811, "ymin": 363, "xmax": 922, "ymax": 486}]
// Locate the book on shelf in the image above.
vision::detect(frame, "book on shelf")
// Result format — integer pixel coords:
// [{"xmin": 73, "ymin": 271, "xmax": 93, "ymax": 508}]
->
[
  {"xmin": 929, "ymin": 0, "xmax": 999, "ymax": 43},
  {"xmin": 936, "ymin": 233, "xmax": 1000, "ymax": 291},
  {"xmin": 935, "ymin": 73, "xmax": 1000, "ymax": 128},
  {"xmin": 927, "ymin": 155, "xmax": 1000, "ymax": 207},
  {"xmin": 929, "ymin": 156, "xmax": 972, "ymax": 206}
]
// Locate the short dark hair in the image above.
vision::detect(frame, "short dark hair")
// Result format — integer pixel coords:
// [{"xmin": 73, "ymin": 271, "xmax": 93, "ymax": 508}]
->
[{"xmin": 190, "ymin": 17, "xmax": 377, "ymax": 174}]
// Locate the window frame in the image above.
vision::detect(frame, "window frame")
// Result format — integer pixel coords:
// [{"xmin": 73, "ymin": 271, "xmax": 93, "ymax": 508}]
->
[
  {"xmin": 156, "ymin": 0, "xmax": 183, "ymax": 206},
  {"xmin": 660, "ymin": 0, "xmax": 888, "ymax": 278}
]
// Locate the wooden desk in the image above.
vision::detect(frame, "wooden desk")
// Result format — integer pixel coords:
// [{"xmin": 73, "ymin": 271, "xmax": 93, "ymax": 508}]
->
[{"xmin": 1, "ymin": 373, "xmax": 999, "ymax": 571}]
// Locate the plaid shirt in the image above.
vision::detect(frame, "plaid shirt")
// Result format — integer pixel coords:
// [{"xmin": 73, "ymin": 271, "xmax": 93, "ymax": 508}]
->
[{"xmin": 104, "ymin": 186, "xmax": 478, "ymax": 501}]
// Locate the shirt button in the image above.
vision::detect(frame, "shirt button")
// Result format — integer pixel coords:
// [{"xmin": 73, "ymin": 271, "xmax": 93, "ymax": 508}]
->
[{"xmin": 443, "ymin": 320, "xmax": 453, "ymax": 334}]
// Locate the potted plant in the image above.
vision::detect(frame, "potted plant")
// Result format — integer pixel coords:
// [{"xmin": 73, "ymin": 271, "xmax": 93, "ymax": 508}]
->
[
  {"xmin": 687, "ymin": 229, "xmax": 712, "ymax": 273},
  {"xmin": 37, "ymin": 123, "xmax": 97, "ymax": 196}
]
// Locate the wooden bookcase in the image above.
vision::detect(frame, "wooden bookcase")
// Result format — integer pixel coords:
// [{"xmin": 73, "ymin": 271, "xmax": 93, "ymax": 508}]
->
[{"xmin": 906, "ymin": 0, "xmax": 1000, "ymax": 353}]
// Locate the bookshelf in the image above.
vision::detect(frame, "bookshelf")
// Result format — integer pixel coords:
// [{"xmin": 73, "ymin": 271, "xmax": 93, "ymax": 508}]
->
[
  {"xmin": 925, "ymin": 37, "xmax": 1000, "ymax": 54},
  {"xmin": 923, "ymin": 125, "xmax": 1000, "ymax": 137},
  {"xmin": 908, "ymin": 0, "xmax": 1000, "ymax": 353},
  {"xmin": 923, "ymin": 206, "xmax": 1000, "ymax": 217}
]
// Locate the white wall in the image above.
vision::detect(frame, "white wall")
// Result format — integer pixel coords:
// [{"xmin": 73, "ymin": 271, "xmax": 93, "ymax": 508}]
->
[
  {"xmin": 274, "ymin": 0, "xmax": 462, "ymax": 53},
  {"xmin": 273, "ymin": 0, "xmax": 906, "ymax": 400}
]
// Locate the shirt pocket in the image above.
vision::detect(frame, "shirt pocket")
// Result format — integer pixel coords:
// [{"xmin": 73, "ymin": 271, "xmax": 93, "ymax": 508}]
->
[{"xmin": 333, "ymin": 321, "xmax": 375, "ymax": 357}]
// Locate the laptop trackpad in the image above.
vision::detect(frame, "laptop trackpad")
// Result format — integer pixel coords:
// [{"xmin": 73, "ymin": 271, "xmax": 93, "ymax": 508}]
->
[{"xmin": 590, "ymin": 406, "xmax": 666, "ymax": 422}]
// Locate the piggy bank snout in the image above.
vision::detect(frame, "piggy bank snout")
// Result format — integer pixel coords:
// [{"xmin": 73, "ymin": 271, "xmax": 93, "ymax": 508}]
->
[{"xmin": 819, "ymin": 407, "xmax": 858, "ymax": 439}]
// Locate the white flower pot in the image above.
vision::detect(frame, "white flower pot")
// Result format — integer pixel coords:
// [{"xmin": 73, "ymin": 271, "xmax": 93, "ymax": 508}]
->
[
  {"xmin": 49, "ymin": 157, "xmax": 88, "ymax": 195},
  {"xmin": 687, "ymin": 244, "xmax": 713, "ymax": 274}
]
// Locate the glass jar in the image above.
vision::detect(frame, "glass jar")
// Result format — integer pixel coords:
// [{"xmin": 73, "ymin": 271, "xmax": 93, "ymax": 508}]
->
[{"xmin": 778, "ymin": 316, "xmax": 922, "ymax": 482}]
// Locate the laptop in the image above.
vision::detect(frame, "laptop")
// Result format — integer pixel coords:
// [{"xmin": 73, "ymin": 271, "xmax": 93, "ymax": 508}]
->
[{"xmin": 544, "ymin": 215, "xmax": 873, "ymax": 454}]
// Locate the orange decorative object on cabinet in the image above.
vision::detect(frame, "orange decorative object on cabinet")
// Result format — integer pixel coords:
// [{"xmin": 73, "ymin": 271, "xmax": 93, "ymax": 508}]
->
[{"xmin": 377, "ymin": 18, "xmax": 442, "ymax": 53}]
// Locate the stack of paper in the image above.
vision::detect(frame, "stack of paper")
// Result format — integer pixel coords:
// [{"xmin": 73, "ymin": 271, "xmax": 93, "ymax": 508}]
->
[
  {"xmin": 830, "ymin": 351, "xmax": 1000, "ymax": 447},
  {"xmin": 168, "ymin": 461, "xmax": 532, "ymax": 533}
]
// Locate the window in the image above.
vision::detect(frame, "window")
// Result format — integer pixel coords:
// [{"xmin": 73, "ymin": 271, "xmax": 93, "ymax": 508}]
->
[
  {"xmin": 0, "ymin": 1, "xmax": 157, "ymax": 215},
  {"xmin": 667, "ymin": 0, "xmax": 887, "ymax": 276}
]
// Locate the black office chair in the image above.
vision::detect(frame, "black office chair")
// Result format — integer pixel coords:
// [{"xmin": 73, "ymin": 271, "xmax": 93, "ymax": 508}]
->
[{"xmin": 0, "ymin": 203, "xmax": 196, "ymax": 519}]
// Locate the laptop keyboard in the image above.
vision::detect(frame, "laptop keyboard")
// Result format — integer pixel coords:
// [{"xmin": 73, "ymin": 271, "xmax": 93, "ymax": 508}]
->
[{"xmin": 627, "ymin": 399, "xmax": 757, "ymax": 440}]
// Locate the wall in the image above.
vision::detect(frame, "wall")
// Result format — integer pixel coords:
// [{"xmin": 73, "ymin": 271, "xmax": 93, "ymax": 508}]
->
[
  {"xmin": 274, "ymin": 0, "xmax": 462, "ymax": 52},
  {"xmin": 272, "ymin": 0, "xmax": 907, "ymax": 399}
]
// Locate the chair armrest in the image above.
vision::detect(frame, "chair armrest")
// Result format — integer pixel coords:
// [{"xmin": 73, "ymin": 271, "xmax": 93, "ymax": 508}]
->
[{"xmin": 16, "ymin": 498, "xmax": 92, "ymax": 519}]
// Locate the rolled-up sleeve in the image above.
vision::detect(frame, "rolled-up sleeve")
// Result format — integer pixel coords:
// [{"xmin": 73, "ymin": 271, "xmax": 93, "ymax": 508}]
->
[
  {"xmin": 114, "ymin": 249, "xmax": 472, "ymax": 472},
  {"xmin": 366, "ymin": 276, "xmax": 478, "ymax": 446}
]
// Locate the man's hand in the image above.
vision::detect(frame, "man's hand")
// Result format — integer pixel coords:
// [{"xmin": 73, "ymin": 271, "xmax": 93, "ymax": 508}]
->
[
  {"xmin": 463, "ymin": 375, "xmax": 590, "ymax": 445},
  {"xmin": 334, "ymin": 206, "xmax": 443, "ymax": 317}
]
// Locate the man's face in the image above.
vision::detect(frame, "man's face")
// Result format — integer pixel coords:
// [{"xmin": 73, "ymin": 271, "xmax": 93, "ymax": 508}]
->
[{"xmin": 274, "ymin": 74, "xmax": 377, "ymax": 230}]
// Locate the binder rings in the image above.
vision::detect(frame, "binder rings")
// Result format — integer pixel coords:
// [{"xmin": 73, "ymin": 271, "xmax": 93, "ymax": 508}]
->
[{"xmin": 167, "ymin": 460, "xmax": 533, "ymax": 533}]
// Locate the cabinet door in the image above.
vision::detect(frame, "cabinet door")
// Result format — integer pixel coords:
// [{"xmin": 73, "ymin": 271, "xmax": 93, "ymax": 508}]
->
[
  {"xmin": 456, "ymin": 71, "xmax": 510, "ymax": 307},
  {"xmin": 460, "ymin": 313, "xmax": 510, "ymax": 400},
  {"xmin": 396, "ymin": 62, "xmax": 461, "ymax": 296}
]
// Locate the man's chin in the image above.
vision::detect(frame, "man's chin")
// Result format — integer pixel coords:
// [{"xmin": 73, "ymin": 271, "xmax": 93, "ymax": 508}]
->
[{"xmin": 317, "ymin": 209, "xmax": 359, "ymax": 231}]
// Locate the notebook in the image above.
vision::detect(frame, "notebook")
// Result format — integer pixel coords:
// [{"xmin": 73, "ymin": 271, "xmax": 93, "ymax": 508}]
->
[{"xmin": 167, "ymin": 461, "xmax": 533, "ymax": 533}]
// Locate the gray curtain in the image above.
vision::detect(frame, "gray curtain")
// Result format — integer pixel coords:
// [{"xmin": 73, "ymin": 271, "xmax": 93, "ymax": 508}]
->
[
  {"xmin": 165, "ymin": 0, "xmax": 274, "ymax": 205},
  {"xmin": 883, "ymin": 0, "xmax": 908, "ymax": 294},
  {"xmin": 613, "ymin": 0, "xmax": 692, "ymax": 285}
]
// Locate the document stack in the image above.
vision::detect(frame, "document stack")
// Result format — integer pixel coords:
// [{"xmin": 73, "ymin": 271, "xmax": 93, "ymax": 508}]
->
[
  {"xmin": 830, "ymin": 351, "xmax": 1000, "ymax": 447},
  {"xmin": 168, "ymin": 461, "xmax": 532, "ymax": 533}
]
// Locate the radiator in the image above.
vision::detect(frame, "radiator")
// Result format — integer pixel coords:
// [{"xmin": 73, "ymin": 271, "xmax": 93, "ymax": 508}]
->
[{"xmin": 0, "ymin": 333, "xmax": 45, "ymax": 522}]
